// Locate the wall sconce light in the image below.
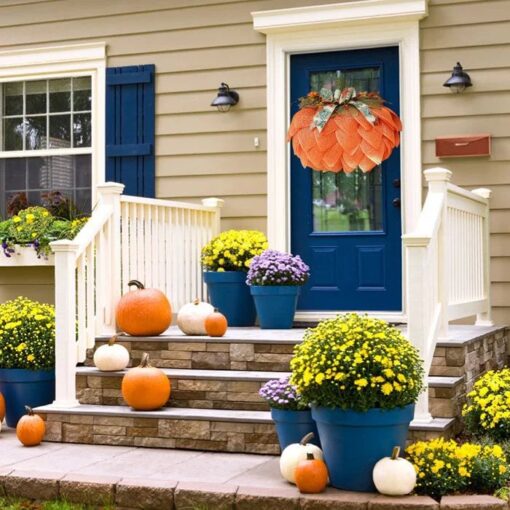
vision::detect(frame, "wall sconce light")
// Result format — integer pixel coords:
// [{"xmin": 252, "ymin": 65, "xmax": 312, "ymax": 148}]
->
[
  {"xmin": 443, "ymin": 62, "xmax": 472, "ymax": 93},
  {"xmin": 211, "ymin": 83, "xmax": 239, "ymax": 112}
]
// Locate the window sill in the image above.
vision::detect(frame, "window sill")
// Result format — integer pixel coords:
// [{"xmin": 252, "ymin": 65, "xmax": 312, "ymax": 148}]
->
[{"xmin": 0, "ymin": 246, "xmax": 54, "ymax": 266}]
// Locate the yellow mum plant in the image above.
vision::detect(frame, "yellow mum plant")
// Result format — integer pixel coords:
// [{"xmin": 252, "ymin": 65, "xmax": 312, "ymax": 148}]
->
[
  {"xmin": 406, "ymin": 438, "xmax": 509, "ymax": 499},
  {"xmin": 201, "ymin": 230, "xmax": 268, "ymax": 272},
  {"xmin": 290, "ymin": 314, "xmax": 424, "ymax": 411},
  {"xmin": 463, "ymin": 368, "xmax": 510, "ymax": 440},
  {"xmin": 0, "ymin": 297, "xmax": 55, "ymax": 370}
]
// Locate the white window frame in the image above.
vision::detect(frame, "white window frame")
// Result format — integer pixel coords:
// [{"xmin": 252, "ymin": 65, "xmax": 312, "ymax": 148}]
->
[
  {"xmin": 253, "ymin": 0, "xmax": 428, "ymax": 323},
  {"xmin": 0, "ymin": 42, "xmax": 106, "ymax": 208}
]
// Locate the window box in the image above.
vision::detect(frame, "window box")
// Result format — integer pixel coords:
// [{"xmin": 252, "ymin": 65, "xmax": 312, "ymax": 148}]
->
[{"xmin": 0, "ymin": 245, "xmax": 54, "ymax": 266}]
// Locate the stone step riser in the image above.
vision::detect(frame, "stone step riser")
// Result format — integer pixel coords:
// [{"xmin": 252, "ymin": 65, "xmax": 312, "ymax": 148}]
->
[
  {"xmin": 77, "ymin": 374, "xmax": 269, "ymax": 412},
  {"xmin": 39, "ymin": 412, "xmax": 279, "ymax": 455},
  {"xmin": 86, "ymin": 339, "xmax": 295, "ymax": 372}
]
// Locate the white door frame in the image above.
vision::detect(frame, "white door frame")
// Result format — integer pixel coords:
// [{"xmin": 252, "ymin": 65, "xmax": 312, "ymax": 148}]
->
[{"xmin": 253, "ymin": 0, "xmax": 428, "ymax": 322}]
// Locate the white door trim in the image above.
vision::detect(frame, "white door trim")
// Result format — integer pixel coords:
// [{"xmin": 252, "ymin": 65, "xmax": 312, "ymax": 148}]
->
[{"xmin": 253, "ymin": 0, "xmax": 428, "ymax": 322}]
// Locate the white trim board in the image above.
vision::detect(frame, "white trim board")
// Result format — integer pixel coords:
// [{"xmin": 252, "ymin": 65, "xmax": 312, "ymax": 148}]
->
[
  {"xmin": 0, "ymin": 42, "xmax": 107, "ymax": 206},
  {"xmin": 253, "ymin": 0, "xmax": 428, "ymax": 321}
]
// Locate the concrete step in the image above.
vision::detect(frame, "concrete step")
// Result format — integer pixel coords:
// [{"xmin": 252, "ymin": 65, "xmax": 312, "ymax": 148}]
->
[
  {"xmin": 86, "ymin": 327, "xmax": 304, "ymax": 372},
  {"xmin": 77, "ymin": 367, "xmax": 289, "ymax": 411},
  {"xmin": 35, "ymin": 402, "xmax": 456, "ymax": 454},
  {"xmin": 35, "ymin": 403, "xmax": 279, "ymax": 454}
]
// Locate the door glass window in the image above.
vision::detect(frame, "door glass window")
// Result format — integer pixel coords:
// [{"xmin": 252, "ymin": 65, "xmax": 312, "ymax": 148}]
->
[{"xmin": 310, "ymin": 67, "xmax": 383, "ymax": 233}]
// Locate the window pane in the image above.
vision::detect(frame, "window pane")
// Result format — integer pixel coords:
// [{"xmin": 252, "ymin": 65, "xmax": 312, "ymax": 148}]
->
[
  {"xmin": 3, "ymin": 82, "xmax": 23, "ymax": 116},
  {"xmin": 49, "ymin": 114, "xmax": 71, "ymax": 148},
  {"xmin": 4, "ymin": 158, "xmax": 26, "ymax": 190},
  {"xmin": 73, "ymin": 113, "xmax": 91, "ymax": 147},
  {"xmin": 49, "ymin": 155, "xmax": 73, "ymax": 189},
  {"xmin": 75, "ymin": 154, "xmax": 91, "ymax": 187},
  {"xmin": 26, "ymin": 80, "xmax": 47, "ymax": 115},
  {"xmin": 73, "ymin": 77, "xmax": 91, "ymax": 111},
  {"xmin": 28, "ymin": 157, "xmax": 50, "ymax": 189},
  {"xmin": 25, "ymin": 116, "xmax": 47, "ymax": 150},
  {"xmin": 49, "ymin": 78, "xmax": 71, "ymax": 112},
  {"xmin": 75, "ymin": 189, "xmax": 91, "ymax": 214},
  {"xmin": 3, "ymin": 117, "xmax": 23, "ymax": 151}
]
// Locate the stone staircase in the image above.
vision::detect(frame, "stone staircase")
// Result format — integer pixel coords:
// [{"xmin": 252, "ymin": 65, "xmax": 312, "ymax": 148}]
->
[{"xmin": 36, "ymin": 324, "xmax": 508, "ymax": 453}]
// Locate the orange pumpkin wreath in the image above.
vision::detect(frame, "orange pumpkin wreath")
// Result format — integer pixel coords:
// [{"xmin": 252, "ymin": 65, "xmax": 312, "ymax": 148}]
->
[{"xmin": 287, "ymin": 87, "xmax": 402, "ymax": 173}]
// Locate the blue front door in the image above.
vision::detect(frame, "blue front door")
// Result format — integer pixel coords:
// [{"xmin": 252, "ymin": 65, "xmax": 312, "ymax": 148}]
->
[{"xmin": 290, "ymin": 47, "xmax": 402, "ymax": 312}]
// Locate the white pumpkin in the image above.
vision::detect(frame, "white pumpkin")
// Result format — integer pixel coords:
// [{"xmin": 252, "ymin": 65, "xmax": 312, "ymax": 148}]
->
[
  {"xmin": 373, "ymin": 446, "xmax": 416, "ymax": 496},
  {"xmin": 280, "ymin": 432, "xmax": 324, "ymax": 484},
  {"xmin": 177, "ymin": 299, "xmax": 214, "ymax": 335},
  {"xmin": 93, "ymin": 336, "xmax": 130, "ymax": 372}
]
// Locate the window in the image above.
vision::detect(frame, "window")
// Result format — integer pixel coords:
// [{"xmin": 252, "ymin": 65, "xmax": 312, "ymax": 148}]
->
[{"xmin": 0, "ymin": 76, "xmax": 92, "ymax": 218}]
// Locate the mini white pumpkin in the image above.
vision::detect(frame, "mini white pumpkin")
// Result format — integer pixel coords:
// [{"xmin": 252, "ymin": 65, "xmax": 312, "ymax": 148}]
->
[
  {"xmin": 93, "ymin": 336, "xmax": 130, "ymax": 372},
  {"xmin": 373, "ymin": 446, "xmax": 417, "ymax": 496},
  {"xmin": 177, "ymin": 299, "xmax": 214, "ymax": 335},
  {"xmin": 280, "ymin": 432, "xmax": 324, "ymax": 484}
]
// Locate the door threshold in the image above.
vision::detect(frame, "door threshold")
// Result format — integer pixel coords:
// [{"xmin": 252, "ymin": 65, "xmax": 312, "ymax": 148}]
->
[{"xmin": 294, "ymin": 310, "xmax": 407, "ymax": 325}]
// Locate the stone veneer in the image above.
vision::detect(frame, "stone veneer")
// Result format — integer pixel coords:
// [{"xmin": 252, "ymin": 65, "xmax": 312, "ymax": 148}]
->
[
  {"xmin": 39, "ymin": 412, "xmax": 280, "ymax": 454},
  {"xmin": 87, "ymin": 339, "xmax": 295, "ymax": 371},
  {"xmin": 76, "ymin": 373, "xmax": 270, "ymax": 411}
]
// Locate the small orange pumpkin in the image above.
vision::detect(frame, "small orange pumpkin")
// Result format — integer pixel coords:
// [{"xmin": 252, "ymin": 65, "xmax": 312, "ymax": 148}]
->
[
  {"xmin": 294, "ymin": 452, "xmax": 329, "ymax": 494},
  {"xmin": 16, "ymin": 406, "xmax": 46, "ymax": 446},
  {"xmin": 205, "ymin": 309, "xmax": 228, "ymax": 337},
  {"xmin": 121, "ymin": 353, "xmax": 171, "ymax": 410},
  {"xmin": 116, "ymin": 280, "xmax": 172, "ymax": 336},
  {"xmin": 0, "ymin": 392, "xmax": 5, "ymax": 422}
]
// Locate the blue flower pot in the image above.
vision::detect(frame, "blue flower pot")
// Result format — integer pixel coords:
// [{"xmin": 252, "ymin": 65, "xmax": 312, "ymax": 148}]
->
[
  {"xmin": 312, "ymin": 404, "xmax": 415, "ymax": 492},
  {"xmin": 203, "ymin": 271, "xmax": 256, "ymax": 327},
  {"xmin": 0, "ymin": 368, "xmax": 55, "ymax": 428},
  {"xmin": 250, "ymin": 286, "xmax": 300, "ymax": 329},
  {"xmin": 271, "ymin": 408, "xmax": 321, "ymax": 450}
]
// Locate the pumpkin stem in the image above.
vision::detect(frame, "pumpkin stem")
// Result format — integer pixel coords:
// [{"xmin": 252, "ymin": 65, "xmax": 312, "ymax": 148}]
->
[
  {"xmin": 213, "ymin": 308, "xmax": 220, "ymax": 313},
  {"xmin": 25, "ymin": 405, "xmax": 34, "ymax": 416},
  {"xmin": 300, "ymin": 432, "xmax": 315, "ymax": 445},
  {"xmin": 391, "ymin": 446, "xmax": 401, "ymax": 460},
  {"xmin": 128, "ymin": 280, "xmax": 145, "ymax": 290},
  {"xmin": 139, "ymin": 352, "xmax": 151, "ymax": 368},
  {"xmin": 306, "ymin": 452, "xmax": 315, "ymax": 461},
  {"xmin": 108, "ymin": 335, "xmax": 118, "ymax": 346},
  {"xmin": 193, "ymin": 298, "xmax": 200, "ymax": 305}
]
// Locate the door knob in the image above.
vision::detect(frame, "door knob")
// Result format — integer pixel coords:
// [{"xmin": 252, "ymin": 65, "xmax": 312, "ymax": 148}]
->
[
  {"xmin": 392, "ymin": 197, "xmax": 401, "ymax": 208},
  {"xmin": 393, "ymin": 179, "xmax": 401, "ymax": 188}
]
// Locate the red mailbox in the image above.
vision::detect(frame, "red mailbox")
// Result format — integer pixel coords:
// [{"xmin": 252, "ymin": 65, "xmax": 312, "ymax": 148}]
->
[{"xmin": 435, "ymin": 134, "xmax": 491, "ymax": 158}]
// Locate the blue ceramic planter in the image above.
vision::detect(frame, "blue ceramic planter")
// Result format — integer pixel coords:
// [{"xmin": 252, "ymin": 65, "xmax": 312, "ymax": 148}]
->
[
  {"xmin": 250, "ymin": 286, "xmax": 300, "ymax": 329},
  {"xmin": 0, "ymin": 368, "xmax": 55, "ymax": 428},
  {"xmin": 203, "ymin": 271, "xmax": 256, "ymax": 327},
  {"xmin": 271, "ymin": 408, "xmax": 321, "ymax": 450},
  {"xmin": 312, "ymin": 404, "xmax": 415, "ymax": 492}
]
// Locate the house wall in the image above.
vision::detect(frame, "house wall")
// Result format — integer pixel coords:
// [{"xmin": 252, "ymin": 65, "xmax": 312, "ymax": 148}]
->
[{"xmin": 0, "ymin": 0, "xmax": 508, "ymax": 323}]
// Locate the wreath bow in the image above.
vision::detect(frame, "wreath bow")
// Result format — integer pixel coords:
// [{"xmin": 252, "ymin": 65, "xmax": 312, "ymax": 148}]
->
[{"xmin": 312, "ymin": 87, "xmax": 377, "ymax": 132}]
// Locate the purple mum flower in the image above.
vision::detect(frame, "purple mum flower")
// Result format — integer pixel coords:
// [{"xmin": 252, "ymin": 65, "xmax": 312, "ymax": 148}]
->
[{"xmin": 246, "ymin": 249, "xmax": 310, "ymax": 286}]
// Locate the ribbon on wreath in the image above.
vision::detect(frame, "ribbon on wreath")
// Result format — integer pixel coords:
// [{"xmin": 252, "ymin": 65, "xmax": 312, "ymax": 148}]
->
[{"xmin": 312, "ymin": 87, "xmax": 377, "ymax": 133}]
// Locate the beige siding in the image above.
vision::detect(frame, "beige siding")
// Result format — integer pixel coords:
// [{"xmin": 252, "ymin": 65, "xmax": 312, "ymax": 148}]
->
[
  {"xmin": 422, "ymin": 0, "xmax": 510, "ymax": 324},
  {"xmin": 0, "ymin": 0, "xmax": 509, "ymax": 323}
]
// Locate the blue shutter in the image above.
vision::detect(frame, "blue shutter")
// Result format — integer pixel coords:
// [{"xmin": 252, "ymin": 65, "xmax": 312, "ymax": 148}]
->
[{"xmin": 106, "ymin": 64, "xmax": 155, "ymax": 197}]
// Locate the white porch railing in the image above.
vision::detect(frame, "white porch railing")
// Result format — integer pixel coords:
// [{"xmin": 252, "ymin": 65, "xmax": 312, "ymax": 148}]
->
[
  {"xmin": 404, "ymin": 168, "xmax": 492, "ymax": 423},
  {"xmin": 51, "ymin": 183, "xmax": 223, "ymax": 407}
]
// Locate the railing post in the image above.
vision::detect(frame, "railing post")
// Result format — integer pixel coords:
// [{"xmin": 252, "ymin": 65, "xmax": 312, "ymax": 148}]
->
[
  {"xmin": 51, "ymin": 240, "xmax": 80, "ymax": 408},
  {"xmin": 424, "ymin": 168, "xmax": 452, "ymax": 339},
  {"xmin": 202, "ymin": 197, "xmax": 225, "ymax": 236},
  {"xmin": 472, "ymin": 187, "xmax": 494, "ymax": 326},
  {"xmin": 96, "ymin": 182, "xmax": 124, "ymax": 334}
]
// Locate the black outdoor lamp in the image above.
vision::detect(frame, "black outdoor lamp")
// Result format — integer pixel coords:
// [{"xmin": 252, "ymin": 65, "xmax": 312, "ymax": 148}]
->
[
  {"xmin": 443, "ymin": 62, "xmax": 472, "ymax": 93},
  {"xmin": 211, "ymin": 83, "xmax": 239, "ymax": 112}
]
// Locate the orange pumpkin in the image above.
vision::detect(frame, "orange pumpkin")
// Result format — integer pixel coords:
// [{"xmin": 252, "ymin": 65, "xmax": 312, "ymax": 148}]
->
[
  {"xmin": 121, "ymin": 353, "xmax": 171, "ymax": 410},
  {"xmin": 205, "ymin": 309, "xmax": 228, "ymax": 337},
  {"xmin": 0, "ymin": 392, "xmax": 5, "ymax": 422},
  {"xmin": 294, "ymin": 452, "xmax": 329, "ymax": 494},
  {"xmin": 16, "ymin": 406, "xmax": 46, "ymax": 447},
  {"xmin": 116, "ymin": 280, "xmax": 172, "ymax": 336},
  {"xmin": 287, "ymin": 90, "xmax": 402, "ymax": 174}
]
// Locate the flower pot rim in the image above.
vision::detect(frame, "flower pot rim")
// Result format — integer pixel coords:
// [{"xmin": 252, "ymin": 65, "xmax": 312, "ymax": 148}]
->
[
  {"xmin": 250, "ymin": 285, "xmax": 302, "ymax": 295},
  {"xmin": 312, "ymin": 403, "xmax": 415, "ymax": 426},
  {"xmin": 0, "ymin": 367, "xmax": 55, "ymax": 382}
]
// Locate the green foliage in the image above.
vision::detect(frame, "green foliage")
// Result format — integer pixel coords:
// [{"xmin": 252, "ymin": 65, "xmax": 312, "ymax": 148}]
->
[
  {"xmin": 0, "ymin": 206, "xmax": 88, "ymax": 258},
  {"xmin": 290, "ymin": 313, "xmax": 424, "ymax": 411},
  {"xmin": 0, "ymin": 497, "xmax": 111, "ymax": 510},
  {"xmin": 0, "ymin": 297, "xmax": 55, "ymax": 370},
  {"xmin": 463, "ymin": 368, "xmax": 510, "ymax": 441},
  {"xmin": 406, "ymin": 438, "xmax": 510, "ymax": 500}
]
